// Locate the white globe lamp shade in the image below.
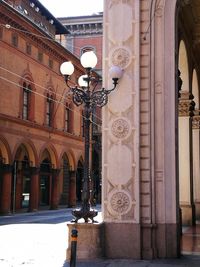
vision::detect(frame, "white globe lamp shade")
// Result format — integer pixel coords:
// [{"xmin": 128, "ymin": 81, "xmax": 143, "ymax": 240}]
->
[
  {"xmin": 60, "ymin": 61, "xmax": 74, "ymax": 76},
  {"xmin": 80, "ymin": 51, "xmax": 98, "ymax": 69},
  {"xmin": 78, "ymin": 75, "xmax": 88, "ymax": 87},
  {"xmin": 109, "ymin": 66, "xmax": 123, "ymax": 79}
]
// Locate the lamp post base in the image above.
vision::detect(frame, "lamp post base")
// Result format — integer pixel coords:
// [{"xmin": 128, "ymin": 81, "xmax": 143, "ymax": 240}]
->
[{"xmin": 72, "ymin": 207, "xmax": 98, "ymax": 223}]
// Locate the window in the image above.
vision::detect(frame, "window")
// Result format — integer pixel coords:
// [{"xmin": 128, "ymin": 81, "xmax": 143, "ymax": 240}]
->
[
  {"xmin": 46, "ymin": 94, "xmax": 53, "ymax": 126},
  {"xmin": 49, "ymin": 59, "xmax": 53, "ymax": 69},
  {"xmin": 26, "ymin": 43, "xmax": 31, "ymax": 55},
  {"xmin": 22, "ymin": 83, "xmax": 31, "ymax": 120},
  {"xmin": 38, "ymin": 51, "xmax": 43, "ymax": 62},
  {"xmin": 11, "ymin": 33, "xmax": 18, "ymax": 47},
  {"xmin": 81, "ymin": 46, "xmax": 95, "ymax": 56},
  {"xmin": 65, "ymin": 105, "xmax": 70, "ymax": 132},
  {"xmin": 64, "ymin": 103, "xmax": 73, "ymax": 133}
]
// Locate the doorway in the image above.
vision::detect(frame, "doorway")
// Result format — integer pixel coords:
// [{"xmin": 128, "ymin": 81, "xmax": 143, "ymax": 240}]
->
[{"xmin": 40, "ymin": 159, "xmax": 51, "ymax": 206}]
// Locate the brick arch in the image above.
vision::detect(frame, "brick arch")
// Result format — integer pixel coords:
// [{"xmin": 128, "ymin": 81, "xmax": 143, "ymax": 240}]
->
[
  {"xmin": 0, "ymin": 135, "xmax": 12, "ymax": 164},
  {"xmin": 44, "ymin": 79, "xmax": 56, "ymax": 128},
  {"xmin": 19, "ymin": 71, "xmax": 36, "ymax": 91},
  {"xmin": 59, "ymin": 149, "xmax": 76, "ymax": 171},
  {"xmin": 19, "ymin": 66, "xmax": 36, "ymax": 121},
  {"xmin": 12, "ymin": 139, "xmax": 38, "ymax": 166},
  {"xmin": 39, "ymin": 143, "xmax": 58, "ymax": 169}
]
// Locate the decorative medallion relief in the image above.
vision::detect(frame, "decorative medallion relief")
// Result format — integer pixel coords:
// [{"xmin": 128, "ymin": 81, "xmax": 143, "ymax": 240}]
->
[
  {"xmin": 111, "ymin": 47, "xmax": 131, "ymax": 69},
  {"xmin": 108, "ymin": 190, "xmax": 131, "ymax": 215},
  {"xmin": 109, "ymin": 117, "xmax": 131, "ymax": 140}
]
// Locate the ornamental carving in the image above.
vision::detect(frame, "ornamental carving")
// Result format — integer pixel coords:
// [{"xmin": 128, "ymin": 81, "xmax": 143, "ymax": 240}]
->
[
  {"xmin": 111, "ymin": 48, "xmax": 131, "ymax": 69},
  {"xmin": 109, "ymin": 0, "xmax": 132, "ymax": 7},
  {"xmin": 192, "ymin": 115, "xmax": 200, "ymax": 129},
  {"xmin": 178, "ymin": 101, "xmax": 190, "ymax": 117},
  {"xmin": 111, "ymin": 118, "xmax": 130, "ymax": 139},
  {"xmin": 179, "ymin": 99, "xmax": 195, "ymax": 117},
  {"xmin": 110, "ymin": 191, "xmax": 130, "ymax": 214},
  {"xmin": 155, "ymin": 6, "xmax": 164, "ymax": 17}
]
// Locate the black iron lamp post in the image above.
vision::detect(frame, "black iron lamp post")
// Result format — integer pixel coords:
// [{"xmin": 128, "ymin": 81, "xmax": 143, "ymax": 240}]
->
[{"xmin": 60, "ymin": 51, "xmax": 122, "ymax": 223}]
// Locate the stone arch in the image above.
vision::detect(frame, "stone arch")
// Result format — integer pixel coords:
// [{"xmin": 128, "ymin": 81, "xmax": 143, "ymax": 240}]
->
[
  {"xmin": 178, "ymin": 40, "xmax": 189, "ymax": 92},
  {"xmin": 150, "ymin": 0, "xmax": 200, "ymax": 253},
  {"xmin": 192, "ymin": 69, "xmax": 199, "ymax": 108},
  {"xmin": 192, "ymin": 68, "xmax": 200, "ymax": 219}
]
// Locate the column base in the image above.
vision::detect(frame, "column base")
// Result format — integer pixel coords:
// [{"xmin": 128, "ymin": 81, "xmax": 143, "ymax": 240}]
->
[
  {"xmin": 104, "ymin": 222, "xmax": 141, "ymax": 259},
  {"xmin": 180, "ymin": 204, "xmax": 195, "ymax": 225},
  {"xmin": 194, "ymin": 201, "xmax": 200, "ymax": 219}
]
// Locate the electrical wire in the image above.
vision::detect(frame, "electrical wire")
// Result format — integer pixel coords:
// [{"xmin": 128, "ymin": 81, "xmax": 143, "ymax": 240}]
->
[
  {"xmin": 0, "ymin": 21, "xmax": 103, "ymax": 124},
  {"xmin": 0, "ymin": 10, "xmax": 104, "ymax": 126},
  {"xmin": 0, "ymin": 65, "xmax": 103, "ymax": 124},
  {"xmin": 0, "ymin": 74, "xmax": 102, "ymax": 129}
]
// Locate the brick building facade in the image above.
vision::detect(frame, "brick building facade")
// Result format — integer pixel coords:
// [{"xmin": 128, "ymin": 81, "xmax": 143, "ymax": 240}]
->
[{"xmin": 0, "ymin": 0, "xmax": 87, "ymax": 214}]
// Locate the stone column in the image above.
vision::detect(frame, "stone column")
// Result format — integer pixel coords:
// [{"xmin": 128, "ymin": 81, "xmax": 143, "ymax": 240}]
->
[
  {"xmin": 69, "ymin": 171, "xmax": 76, "ymax": 207},
  {"xmin": 29, "ymin": 167, "xmax": 39, "ymax": 212},
  {"xmin": 103, "ymin": 0, "xmax": 140, "ymax": 259},
  {"xmin": 0, "ymin": 164, "xmax": 12, "ymax": 214},
  {"xmin": 179, "ymin": 92, "xmax": 195, "ymax": 225},
  {"xmin": 192, "ymin": 116, "xmax": 200, "ymax": 218},
  {"xmin": 50, "ymin": 169, "xmax": 60, "ymax": 210}
]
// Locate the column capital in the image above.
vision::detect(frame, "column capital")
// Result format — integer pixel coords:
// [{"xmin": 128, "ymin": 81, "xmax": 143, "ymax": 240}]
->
[
  {"xmin": 52, "ymin": 168, "xmax": 61, "ymax": 177},
  {"xmin": 192, "ymin": 115, "xmax": 200, "ymax": 129},
  {"xmin": 179, "ymin": 92, "xmax": 195, "ymax": 117},
  {"xmin": 30, "ymin": 167, "xmax": 40, "ymax": 175},
  {"xmin": 1, "ymin": 164, "xmax": 12, "ymax": 173}
]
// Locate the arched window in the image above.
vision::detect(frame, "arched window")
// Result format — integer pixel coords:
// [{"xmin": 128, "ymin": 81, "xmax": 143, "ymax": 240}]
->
[
  {"xmin": 22, "ymin": 82, "xmax": 31, "ymax": 120},
  {"xmin": 65, "ymin": 104, "xmax": 70, "ymax": 132},
  {"xmin": 64, "ymin": 103, "xmax": 73, "ymax": 133},
  {"xmin": 81, "ymin": 46, "xmax": 95, "ymax": 56},
  {"xmin": 46, "ymin": 94, "xmax": 54, "ymax": 127}
]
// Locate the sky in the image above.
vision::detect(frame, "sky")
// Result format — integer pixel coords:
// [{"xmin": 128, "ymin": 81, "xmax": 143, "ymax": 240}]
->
[{"xmin": 39, "ymin": 0, "xmax": 103, "ymax": 17}]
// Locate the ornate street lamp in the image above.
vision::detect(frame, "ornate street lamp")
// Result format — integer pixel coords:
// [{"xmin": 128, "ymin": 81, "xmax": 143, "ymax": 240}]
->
[{"xmin": 60, "ymin": 51, "xmax": 123, "ymax": 223}]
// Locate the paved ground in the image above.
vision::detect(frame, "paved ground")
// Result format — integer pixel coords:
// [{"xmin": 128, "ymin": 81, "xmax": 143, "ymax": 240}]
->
[
  {"xmin": 1, "ymin": 208, "xmax": 200, "ymax": 267},
  {"xmin": 65, "ymin": 256, "xmax": 200, "ymax": 267}
]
